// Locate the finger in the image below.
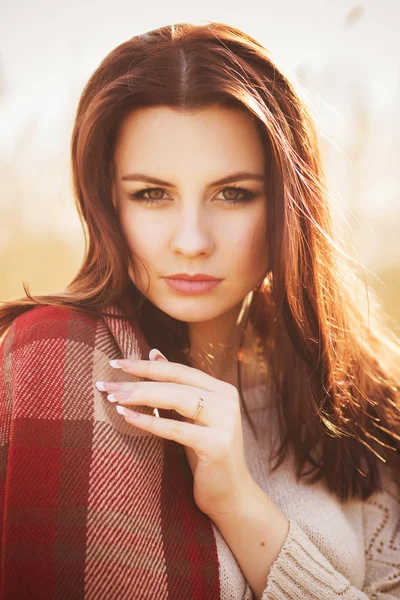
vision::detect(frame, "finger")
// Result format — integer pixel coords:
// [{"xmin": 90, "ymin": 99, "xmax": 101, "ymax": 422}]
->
[
  {"xmin": 116, "ymin": 405, "xmax": 213, "ymax": 449},
  {"xmin": 109, "ymin": 384, "xmax": 213, "ymax": 424},
  {"xmin": 149, "ymin": 349, "xmax": 168, "ymax": 362},
  {"xmin": 109, "ymin": 358, "xmax": 227, "ymax": 393},
  {"xmin": 149, "ymin": 349, "xmax": 169, "ymax": 419},
  {"xmin": 98, "ymin": 381, "xmax": 188, "ymax": 393}
]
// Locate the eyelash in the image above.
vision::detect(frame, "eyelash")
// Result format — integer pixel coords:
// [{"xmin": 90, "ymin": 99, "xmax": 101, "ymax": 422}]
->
[{"xmin": 127, "ymin": 184, "xmax": 258, "ymax": 206}]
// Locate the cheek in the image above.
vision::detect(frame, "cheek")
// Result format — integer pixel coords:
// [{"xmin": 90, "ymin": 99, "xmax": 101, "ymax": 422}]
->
[
  {"xmin": 119, "ymin": 209, "xmax": 160, "ymax": 262},
  {"xmin": 227, "ymin": 218, "xmax": 268, "ymax": 265}
]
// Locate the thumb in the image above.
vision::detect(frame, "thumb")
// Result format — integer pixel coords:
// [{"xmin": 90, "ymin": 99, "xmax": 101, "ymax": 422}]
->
[{"xmin": 149, "ymin": 348, "xmax": 168, "ymax": 362}]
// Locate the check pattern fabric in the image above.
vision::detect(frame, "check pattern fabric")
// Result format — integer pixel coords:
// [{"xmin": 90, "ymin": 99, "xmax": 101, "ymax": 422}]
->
[{"xmin": 0, "ymin": 303, "xmax": 251, "ymax": 599}]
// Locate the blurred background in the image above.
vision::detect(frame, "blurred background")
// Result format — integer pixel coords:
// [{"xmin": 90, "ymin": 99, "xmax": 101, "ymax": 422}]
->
[{"xmin": 1, "ymin": 0, "xmax": 399, "ymax": 327}]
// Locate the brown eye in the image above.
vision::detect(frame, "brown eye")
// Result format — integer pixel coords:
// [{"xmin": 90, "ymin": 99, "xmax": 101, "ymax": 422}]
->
[
  {"xmin": 147, "ymin": 188, "xmax": 164, "ymax": 200},
  {"xmin": 217, "ymin": 186, "xmax": 256, "ymax": 203},
  {"xmin": 222, "ymin": 188, "xmax": 243, "ymax": 201},
  {"xmin": 128, "ymin": 186, "xmax": 170, "ymax": 205}
]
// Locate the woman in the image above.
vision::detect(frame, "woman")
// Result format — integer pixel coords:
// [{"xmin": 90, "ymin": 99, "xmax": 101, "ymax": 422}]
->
[{"xmin": 0, "ymin": 21, "xmax": 399, "ymax": 600}]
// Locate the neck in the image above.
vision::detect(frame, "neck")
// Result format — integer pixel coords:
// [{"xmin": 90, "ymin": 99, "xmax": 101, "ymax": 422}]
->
[{"xmin": 186, "ymin": 291, "xmax": 254, "ymax": 386}]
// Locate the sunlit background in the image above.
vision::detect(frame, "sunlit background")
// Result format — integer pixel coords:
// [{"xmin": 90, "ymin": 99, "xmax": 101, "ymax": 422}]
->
[{"xmin": 1, "ymin": 0, "xmax": 400, "ymax": 327}]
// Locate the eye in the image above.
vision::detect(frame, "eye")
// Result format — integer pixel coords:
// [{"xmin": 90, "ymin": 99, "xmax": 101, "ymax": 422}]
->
[
  {"xmin": 128, "ymin": 186, "xmax": 170, "ymax": 205},
  {"xmin": 127, "ymin": 184, "xmax": 258, "ymax": 206},
  {"xmin": 215, "ymin": 186, "xmax": 257, "ymax": 204}
]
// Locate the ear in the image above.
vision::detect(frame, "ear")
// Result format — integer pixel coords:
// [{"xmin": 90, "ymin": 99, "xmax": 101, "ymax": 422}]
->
[{"xmin": 149, "ymin": 348, "xmax": 168, "ymax": 361}]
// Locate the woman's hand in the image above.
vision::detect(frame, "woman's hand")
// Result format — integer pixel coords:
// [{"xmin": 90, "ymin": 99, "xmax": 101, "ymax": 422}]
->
[{"xmin": 95, "ymin": 349, "xmax": 254, "ymax": 521}]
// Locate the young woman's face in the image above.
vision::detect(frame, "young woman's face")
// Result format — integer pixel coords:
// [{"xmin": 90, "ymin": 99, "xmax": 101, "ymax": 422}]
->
[{"xmin": 113, "ymin": 105, "xmax": 269, "ymax": 324}]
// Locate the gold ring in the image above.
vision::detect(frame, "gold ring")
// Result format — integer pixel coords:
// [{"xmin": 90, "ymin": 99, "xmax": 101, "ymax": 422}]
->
[{"xmin": 192, "ymin": 397, "xmax": 204, "ymax": 423}]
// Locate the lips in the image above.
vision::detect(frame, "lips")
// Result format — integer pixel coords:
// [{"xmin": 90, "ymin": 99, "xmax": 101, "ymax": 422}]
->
[
  {"xmin": 166, "ymin": 273, "xmax": 222, "ymax": 281},
  {"xmin": 162, "ymin": 276, "xmax": 222, "ymax": 295}
]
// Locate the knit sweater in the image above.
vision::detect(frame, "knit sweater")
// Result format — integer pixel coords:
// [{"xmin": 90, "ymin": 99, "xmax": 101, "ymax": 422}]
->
[{"xmin": 0, "ymin": 301, "xmax": 399, "ymax": 599}]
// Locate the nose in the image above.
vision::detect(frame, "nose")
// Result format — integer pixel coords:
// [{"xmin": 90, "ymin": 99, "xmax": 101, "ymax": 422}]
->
[{"xmin": 170, "ymin": 205, "xmax": 214, "ymax": 258}]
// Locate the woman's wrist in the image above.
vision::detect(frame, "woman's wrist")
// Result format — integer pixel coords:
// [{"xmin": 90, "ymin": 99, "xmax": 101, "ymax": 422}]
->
[
  {"xmin": 203, "ymin": 470, "xmax": 258, "ymax": 522},
  {"xmin": 211, "ymin": 475, "xmax": 288, "ymax": 538},
  {"xmin": 210, "ymin": 477, "xmax": 290, "ymax": 600}
]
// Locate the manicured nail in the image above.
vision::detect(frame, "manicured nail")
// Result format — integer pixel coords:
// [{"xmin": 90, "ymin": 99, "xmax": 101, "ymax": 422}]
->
[
  {"xmin": 101, "ymin": 382, "xmax": 122, "ymax": 391},
  {"xmin": 109, "ymin": 360, "xmax": 122, "ymax": 368},
  {"xmin": 107, "ymin": 392, "xmax": 130, "ymax": 402},
  {"xmin": 96, "ymin": 381, "xmax": 123, "ymax": 392},
  {"xmin": 149, "ymin": 348, "xmax": 168, "ymax": 361},
  {"xmin": 109, "ymin": 359, "xmax": 135, "ymax": 369},
  {"xmin": 116, "ymin": 405, "xmax": 140, "ymax": 418}
]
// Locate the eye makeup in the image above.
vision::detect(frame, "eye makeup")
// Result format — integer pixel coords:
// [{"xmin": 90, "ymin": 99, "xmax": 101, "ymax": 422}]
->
[{"xmin": 127, "ymin": 184, "xmax": 259, "ymax": 206}]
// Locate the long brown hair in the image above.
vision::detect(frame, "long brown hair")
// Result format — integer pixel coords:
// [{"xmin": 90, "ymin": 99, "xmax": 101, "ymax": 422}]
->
[{"xmin": 1, "ymin": 22, "xmax": 399, "ymax": 501}]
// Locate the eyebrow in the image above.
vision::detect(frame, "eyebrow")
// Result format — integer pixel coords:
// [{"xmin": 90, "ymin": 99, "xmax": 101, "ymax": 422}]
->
[{"xmin": 120, "ymin": 171, "xmax": 265, "ymax": 187}]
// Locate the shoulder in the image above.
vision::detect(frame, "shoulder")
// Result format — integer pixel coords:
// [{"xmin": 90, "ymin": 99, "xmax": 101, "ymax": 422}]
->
[
  {"xmin": 363, "ymin": 461, "xmax": 399, "ymax": 536},
  {"xmin": 0, "ymin": 304, "xmax": 103, "ymax": 362},
  {"xmin": 0, "ymin": 301, "xmax": 149, "ymax": 374},
  {"xmin": 363, "ymin": 461, "xmax": 400, "ymax": 572},
  {"xmin": 372, "ymin": 460, "xmax": 400, "ymax": 502},
  {"xmin": 0, "ymin": 305, "xmax": 109, "ymax": 408}
]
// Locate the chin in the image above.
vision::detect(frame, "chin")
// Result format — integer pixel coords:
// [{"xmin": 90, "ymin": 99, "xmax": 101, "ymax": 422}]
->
[
  {"xmin": 153, "ymin": 291, "xmax": 248, "ymax": 323},
  {"xmin": 152, "ymin": 299, "xmax": 227, "ymax": 323}
]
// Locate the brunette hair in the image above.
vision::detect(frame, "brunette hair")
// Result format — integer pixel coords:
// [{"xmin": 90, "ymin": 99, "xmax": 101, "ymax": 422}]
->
[{"xmin": 1, "ymin": 22, "xmax": 399, "ymax": 501}]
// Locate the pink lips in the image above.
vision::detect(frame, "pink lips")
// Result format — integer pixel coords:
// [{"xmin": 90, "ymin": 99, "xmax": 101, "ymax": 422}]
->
[
  {"xmin": 166, "ymin": 273, "xmax": 221, "ymax": 281},
  {"xmin": 163, "ymin": 276, "xmax": 222, "ymax": 295}
]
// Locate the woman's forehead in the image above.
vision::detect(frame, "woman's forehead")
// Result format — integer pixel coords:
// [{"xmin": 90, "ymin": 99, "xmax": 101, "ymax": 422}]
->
[{"xmin": 114, "ymin": 105, "xmax": 265, "ymax": 180}]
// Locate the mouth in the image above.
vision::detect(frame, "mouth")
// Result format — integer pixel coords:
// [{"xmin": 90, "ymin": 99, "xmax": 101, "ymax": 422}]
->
[
  {"xmin": 165, "ymin": 273, "xmax": 222, "ymax": 281},
  {"xmin": 162, "ymin": 277, "xmax": 222, "ymax": 295}
]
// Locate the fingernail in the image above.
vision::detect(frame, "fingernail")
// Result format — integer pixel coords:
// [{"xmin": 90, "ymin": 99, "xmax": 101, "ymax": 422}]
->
[
  {"xmin": 107, "ymin": 392, "xmax": 130, "ymax": 402},
  {"xmin": 116, "ymin": 405, "xmax": 140, "ymax": 418},
  {"xmin": 96, "ymin": 381, "xmax": 122, "ymax": 393},
  {"xmin": 101, "ymin": 382, "xmax": 122, "ymax": 391},
  {"xmin": 149, "ymin": 348, "xmax": 168, "ymax": 361},
  {"xmin": 109, "ymin": 360, "xmax": 122, "ymax": 368},
  {"xmin": 109, "ymin": 359, "xmax": 134, "ymax": 368}
]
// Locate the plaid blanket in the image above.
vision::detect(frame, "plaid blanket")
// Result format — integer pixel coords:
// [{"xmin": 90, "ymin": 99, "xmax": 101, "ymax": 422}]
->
[{"xmin": 0, "ymin": 302, "xmax": 251, "ymax": 599}]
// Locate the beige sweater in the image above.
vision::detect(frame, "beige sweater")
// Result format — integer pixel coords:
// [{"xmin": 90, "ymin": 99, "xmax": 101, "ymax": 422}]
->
[{"xmin": 215, "ymin": 384, "xmax": 400, "ymax": 599}]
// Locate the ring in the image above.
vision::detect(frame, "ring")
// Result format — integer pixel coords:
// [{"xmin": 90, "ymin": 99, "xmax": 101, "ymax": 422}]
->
[
  {"xmin": 152, "ymin": 397, "xmax": 204, "ymax": 421},
  {"xmin": 191, "ymin": 397, "xmax": 204, "ymax": 423}
]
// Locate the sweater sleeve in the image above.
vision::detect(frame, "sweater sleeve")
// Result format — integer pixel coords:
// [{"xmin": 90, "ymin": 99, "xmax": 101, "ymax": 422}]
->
[{"xmin": 242, "ymin": 462, "xmax": 400, "ymax": 600}]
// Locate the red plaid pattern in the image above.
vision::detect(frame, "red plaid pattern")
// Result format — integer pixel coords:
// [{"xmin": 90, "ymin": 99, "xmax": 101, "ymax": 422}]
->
[{"xmin": 0, "ymin": 303, "xmax": 224, "ymax": 599}]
